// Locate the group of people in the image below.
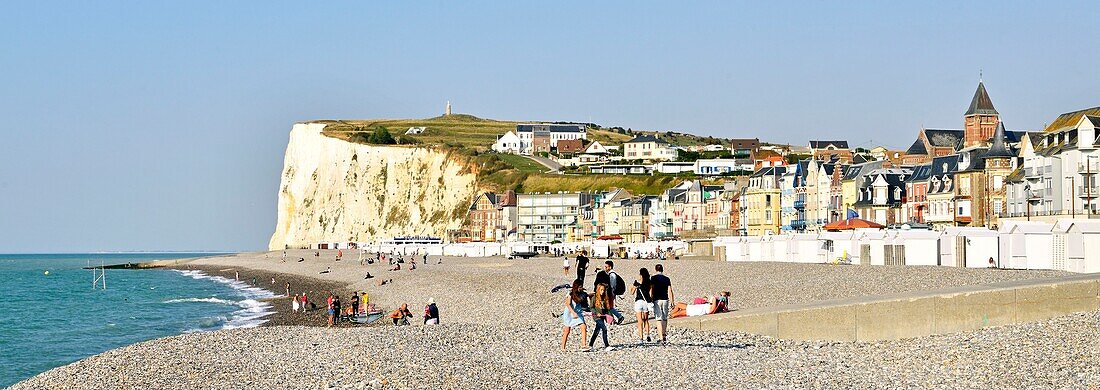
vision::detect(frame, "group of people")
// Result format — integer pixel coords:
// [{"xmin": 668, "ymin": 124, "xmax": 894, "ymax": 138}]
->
[
  {"xmin": 387, "ymin": 298, "xmax": 440, "ymax": 325},
  {"xmin": 560, "ymin": 253, "xmax": 677, "ymax": 352}
]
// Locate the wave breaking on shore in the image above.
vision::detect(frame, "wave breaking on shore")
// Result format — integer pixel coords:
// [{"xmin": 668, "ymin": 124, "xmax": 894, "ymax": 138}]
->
[{"xmin": 170, "ymin": 270, "xmax": 278, "ymax": 330}]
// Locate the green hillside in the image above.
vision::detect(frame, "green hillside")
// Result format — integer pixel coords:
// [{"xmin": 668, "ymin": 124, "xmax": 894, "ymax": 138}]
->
[{"xmin": 314, "ymin": 113, "xmax": 740, "ymax": 194}]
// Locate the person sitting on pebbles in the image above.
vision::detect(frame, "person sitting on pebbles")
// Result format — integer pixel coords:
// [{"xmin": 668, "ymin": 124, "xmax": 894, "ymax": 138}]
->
[
  {"xmin": 389, "ymin": 262, "xmax": 401, "ymax": 271},
  {"xmin": 377, "ymin": 278, "xmax": 393, "ymax": 287},
  {"xmin": 423, "ymin": 298, "xmax": 440, "ymax": 325},
  {"xmin": 389, "ymin": 303, "xmax": 412, "ymax": 325}
]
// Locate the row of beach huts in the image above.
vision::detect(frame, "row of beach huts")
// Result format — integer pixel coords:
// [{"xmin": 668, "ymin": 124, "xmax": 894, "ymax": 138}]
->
[
  {"xmin": 714, "ymin": 219, "xmax": 1100, "ymax": 274},
  {"xmin": 314, "ymin": 219, "xmax": 1100, "ymax": 274}
]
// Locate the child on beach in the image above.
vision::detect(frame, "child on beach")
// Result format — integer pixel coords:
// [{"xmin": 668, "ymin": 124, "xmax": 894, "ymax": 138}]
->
[
  {"xmin": 423, "ymin": 298, "xmax": 439, "ymax": 325},
  {"xmin": 588, "ymin": 283, "xmax": 613, "ymax": 351}
]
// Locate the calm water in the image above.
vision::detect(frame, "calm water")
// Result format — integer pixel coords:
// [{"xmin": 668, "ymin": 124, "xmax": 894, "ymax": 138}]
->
[{"xmin": 0, "ymin": 253, "xmax": 276, "ymax": 388}]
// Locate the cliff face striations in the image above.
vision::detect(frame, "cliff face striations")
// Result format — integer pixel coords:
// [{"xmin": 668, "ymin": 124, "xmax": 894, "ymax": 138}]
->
[{"xmin": 268, "ymin": 123, "xmax": 478, "ymax": 250}]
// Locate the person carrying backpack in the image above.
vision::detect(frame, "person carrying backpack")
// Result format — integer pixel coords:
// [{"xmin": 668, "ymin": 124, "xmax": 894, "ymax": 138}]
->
[{"xmin": 593, "ymin": 260, "xmax": 626, "ymax": 324}]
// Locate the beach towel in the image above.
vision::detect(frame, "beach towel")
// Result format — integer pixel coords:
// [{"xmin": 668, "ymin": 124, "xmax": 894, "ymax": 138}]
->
[{"xmin": 686, "ymin": 304, "xmax": 710, "ymax": 317}]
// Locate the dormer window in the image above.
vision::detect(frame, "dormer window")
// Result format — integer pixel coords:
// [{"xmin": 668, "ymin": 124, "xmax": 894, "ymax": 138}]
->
[{"xmin": 894, "ymin": 187, "xmax": 902, "ymax": 199}]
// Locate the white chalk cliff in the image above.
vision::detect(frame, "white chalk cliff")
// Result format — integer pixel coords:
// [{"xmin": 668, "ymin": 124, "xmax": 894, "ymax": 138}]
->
[{"xmin": 268, "ymin": 123, "xmax": 478, "ymax": 250}]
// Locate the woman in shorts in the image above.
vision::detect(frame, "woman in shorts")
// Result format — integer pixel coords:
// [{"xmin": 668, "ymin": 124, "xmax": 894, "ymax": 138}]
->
[
  {"xmin": 629, "ymin": 267, "xmax": 653, "ymax": 342},
  {"xmin": 559, "ymin": 279, "xmax": 590, "ymax": 352},
  {"xmin": 562, "ymin": 257, "xmax": 570, "ymax": 275}
]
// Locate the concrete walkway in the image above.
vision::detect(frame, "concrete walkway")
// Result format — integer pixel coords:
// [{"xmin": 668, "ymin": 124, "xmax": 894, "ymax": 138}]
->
[
  {"xmin": 674, "ymin": 272, "xmax": 1100, "ymax": 341},
  {"xmin": 527, "ymin": 155, "xmax": 562, "ymax": 172}
]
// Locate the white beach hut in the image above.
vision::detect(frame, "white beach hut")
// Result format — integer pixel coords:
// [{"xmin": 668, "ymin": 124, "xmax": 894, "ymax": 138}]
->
[
  {"xmin": 1051, "ymin": 220, "xmax": 1100, "ymax": 273},
  {"xmin": 788, "ymin": 233, "xmax": 821, "ymax": 263},
  {"xmin": 818, "ymin": 231, "xmax": 857, "ymax": 264},
  {"xmin": 1000, "ymin": 221, "xmax": 1054, "ymax": 270},
  {"xmin": 854, "ymin": 229, "xmax": 888, "ymax": 266},
  {"xmin": 765, "ymin": 235, "xmax": 789, "ymax": 262},
  {"xmin": 893, "ymin": 230, "xmax": 941, "ymax": 266},
  {"xmin": 745, "ymin": 236, "xmax": 764, "ymax": 262},
  {"xmin": 938, "ymin": 227, "xmax": 999, "ymax": 268}
]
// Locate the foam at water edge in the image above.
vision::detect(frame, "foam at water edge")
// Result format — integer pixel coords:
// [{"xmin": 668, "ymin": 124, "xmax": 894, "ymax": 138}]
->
[{"xmin": 170, "ymin": 269, "xmax": 277, "ymax": 330}]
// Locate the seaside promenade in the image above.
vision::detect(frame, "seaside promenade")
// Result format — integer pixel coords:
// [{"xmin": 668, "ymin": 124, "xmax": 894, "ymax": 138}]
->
[{"xmin": 13, "ymin": 250, "xmax": 1100, "ymax": 388}]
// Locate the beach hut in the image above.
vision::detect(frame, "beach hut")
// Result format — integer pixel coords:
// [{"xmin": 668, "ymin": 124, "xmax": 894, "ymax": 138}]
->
[
  {"xmin": 787, "ymin": 233, "xmax": 821, "ymax": 263},
  {"xmin": 745, "ymin": 236, "xmax": 764, "ymax": 262},
  {"xmin": 892, "ymin": 230, "xmax": 941, "ymax": 266},
  {"xmin": 764, "ymin": 235, "xmax": 787, "ymax": 262},
  {"xmin": 939, "ymin": 227, "xmax": 999, "ymax": 268},
  {"xmin": 854, "ymin": 229, "xmax": 887, "ymax": 265},
  {"xmin": 1051, "ymin": 220, "xmax": 1100, "ymax": 273},
  {"xmin": 1000, "ymin": 221, "xmax": 1054, "ymax": 270},
  {"xmin": 818, "ymin": 231, "xmax": 857, "ymax": 264}
]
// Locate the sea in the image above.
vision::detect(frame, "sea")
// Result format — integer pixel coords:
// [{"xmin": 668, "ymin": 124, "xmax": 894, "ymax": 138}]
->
[{"xmin": 0, "ymin": 253, "xmax": 277, "ymax": 388}]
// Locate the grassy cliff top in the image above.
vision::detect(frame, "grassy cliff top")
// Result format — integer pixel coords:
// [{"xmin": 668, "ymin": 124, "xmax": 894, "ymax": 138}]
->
[
  {"xmin": 314, "ymin": 114, "xmax": 730, "ymax": 150},
  {"xmin": 312, "ymin": 114, "xmax": 740, "ymax": 195}
]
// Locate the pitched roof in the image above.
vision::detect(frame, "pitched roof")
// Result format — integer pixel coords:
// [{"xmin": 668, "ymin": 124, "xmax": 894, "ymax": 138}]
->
[
  {"xmin": 906, "ymin": 164, "xmax": 932, "ymax": 182},
  {"xmin": 923, "ymin": 128, "xmax": 965, "ymax": 148},
  {"xmin": 965, "ymin": 81, "xmax": 999, "ymax": 116},
  {"xmin": 1043, "ymin": 106, "xmax": 1100, "ymax": 133},
  {"xmin": 809, "ymin": 140, "xmax": 849, "ymax": 149},
  {"xmin": 984, "ymin": 122, "xmax": 1015, "ymax": 158},
  {"xmin": 1085, "ymin": 115, "xmax": 1100, "ymax": 128},
  {"xmin": 905, "ymin": 138, "xmax": 928, "ymax": 155},
  {"xmin": 625, "ymin": 134, "xmax": 669, "ymax": 145},
  {"xmin": 516, "ymin": 124, "xmax": 585, "ymax": 133}
]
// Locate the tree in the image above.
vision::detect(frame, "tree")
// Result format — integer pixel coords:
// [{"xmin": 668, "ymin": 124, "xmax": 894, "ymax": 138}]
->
[{"xmin": 368, "ymin": 126, "xmax": 396, "ymax": 144}]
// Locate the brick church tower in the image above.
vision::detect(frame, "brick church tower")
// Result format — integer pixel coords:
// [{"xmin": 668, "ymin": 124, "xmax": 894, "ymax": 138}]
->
[{"xmin": 964, "ymin": 81, "xmax": 1000, "ymax": 148}]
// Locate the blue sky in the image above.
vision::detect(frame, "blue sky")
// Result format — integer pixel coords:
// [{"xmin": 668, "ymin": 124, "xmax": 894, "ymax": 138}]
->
[{"xmin": 0, "ymin": 2, "xmax": 1095, "ymax": 252}]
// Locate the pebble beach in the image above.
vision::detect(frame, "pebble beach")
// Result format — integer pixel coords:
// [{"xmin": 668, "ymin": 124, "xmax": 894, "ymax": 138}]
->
[{"xmin": 12, "ymin": 250, "xmax": 1099, "ymax": 389}]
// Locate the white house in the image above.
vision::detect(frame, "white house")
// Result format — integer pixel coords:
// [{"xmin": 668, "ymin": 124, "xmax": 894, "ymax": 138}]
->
[
  {"xmin": 577, "ymin": 141, "xmax": 611, "ymax": 165},
  {"xmin": 624, "ymin": 135, "xmax": 678, "ymax": 161},
  {"xmin": 491, "ymin": 131, "xmax": 525, "ymax": 154},
  {"xmin": 703, "ymin": 144, "xmax": 727, "ymax": 152}
]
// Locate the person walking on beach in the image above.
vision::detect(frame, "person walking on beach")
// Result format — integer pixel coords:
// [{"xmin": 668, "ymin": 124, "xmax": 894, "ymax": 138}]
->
[
  {"xmin": 588, "ymin": 283, "xmax": 613, "ymax": 351},
  {"xmin": 650, "ymin": 264, "xmax": 674, "ymax": 343},
  {"xmin": 593, "ymin": 261, "xmax": 625, "ymax": 324},
  {"xmin": 285, "ymin": 282, "xmax": 290, "ymax": 297},
  {"xmin": 575, "ymin": 251, "xmax": 590, "ymax": 284},
  {"xmin": 630, "ymin": 267, "xmax": 653, "ymax": 342},
  {"xmin": 350, "ymin": 291, "xmax": 360, "ymax": 316},
  {"xmin": 360, "ymin": 292, "xmax": 369, "ymax": 314},
  {"xmin": 562, "ymin": 257, "xmax": 570, "ymax": 275},
  {"xmin": 560, "ymin": 279, "xmax": 590, "ymax": 352},
  {"xmin": 423, "ymin": 298, "xmax": 440, "ymax": 325},
  {"xmin": 300, "ymin": 293, "xmax": 309, "ymax": 313},
  {"xmin": 332, "ymin": 294, "xmax": 342, "ymax": 324},
  {"xmin": 327, "ymin": 293, "xmax": 336, "ymax": 326},
  {"xmin": 292, "ymin": 293, "xmax": 300, "ymax": 313}
]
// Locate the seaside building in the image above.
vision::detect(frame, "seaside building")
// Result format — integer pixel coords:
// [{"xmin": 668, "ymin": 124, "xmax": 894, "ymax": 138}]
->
[
  {"xmin": 516, "ymin": 124, "xmax": 587, "ymax": 155},
  {"xmin": 491, "ymin": 131, "xmax": 525, "ymax": 154},
  {"xmin": 516, "ymin": 192, "xmax": 593, "ymax": 243},
  {"xmin": 467, "ymin": 192, "xmax": 503, "ymax": 242},
  {"xmin": 1004, "ymin": 107, "xmax": 1100, "ymax": 221},
  {"xmin": 809, "ymin": 140, "xmax": 852, "ymax": 163},
  {"xmin": 904, "ymin": 164, "xmax": 932, "ymax": 223},
  {"xmin": 744, "ymin": 166, "xmax": 785, "ymax": 235},
  {"xmin": 623, "ymin": 135, "xmax": 678, "ymax": 161}
]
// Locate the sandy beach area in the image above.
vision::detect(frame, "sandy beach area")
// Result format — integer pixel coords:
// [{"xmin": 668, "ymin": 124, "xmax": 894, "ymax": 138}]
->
[{"xmin": 13, "ymin": 250, "xmax": 1099, "ymax": 389}]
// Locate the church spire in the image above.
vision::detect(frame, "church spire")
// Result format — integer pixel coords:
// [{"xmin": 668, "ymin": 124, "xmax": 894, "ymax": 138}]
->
[
  {"xmin": 984, "ymin": 122, "xmax": 1014, "ymax": 158},
  {"xmin": 965, "ymin": 81, "xmax": 998, "ymax": 116}
]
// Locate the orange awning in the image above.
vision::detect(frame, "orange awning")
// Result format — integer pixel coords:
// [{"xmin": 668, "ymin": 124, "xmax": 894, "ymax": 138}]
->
[{"xmin": 823, "ymin": 218, "xmax": 885, "ymax": 231}]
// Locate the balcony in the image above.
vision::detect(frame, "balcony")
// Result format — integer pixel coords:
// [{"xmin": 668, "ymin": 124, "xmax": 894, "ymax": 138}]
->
[
  {"xmin": 790, "ymin": 220, "xmax": 806, "ymax": 230},
  {"xmin": 1024, "ymin": 167, "xmax": 1041, "ymax": 178},
  {"xmin": 1079, "ymin": 185, "xmax": 1099, "ymax": 198},
  {"xmin": 793, "ymin": 200, "xmax": 805, "ymax": 209},
  {"xmin": 1080, "ymin": 162, "xmax": 1100, "ymax": 174}
]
